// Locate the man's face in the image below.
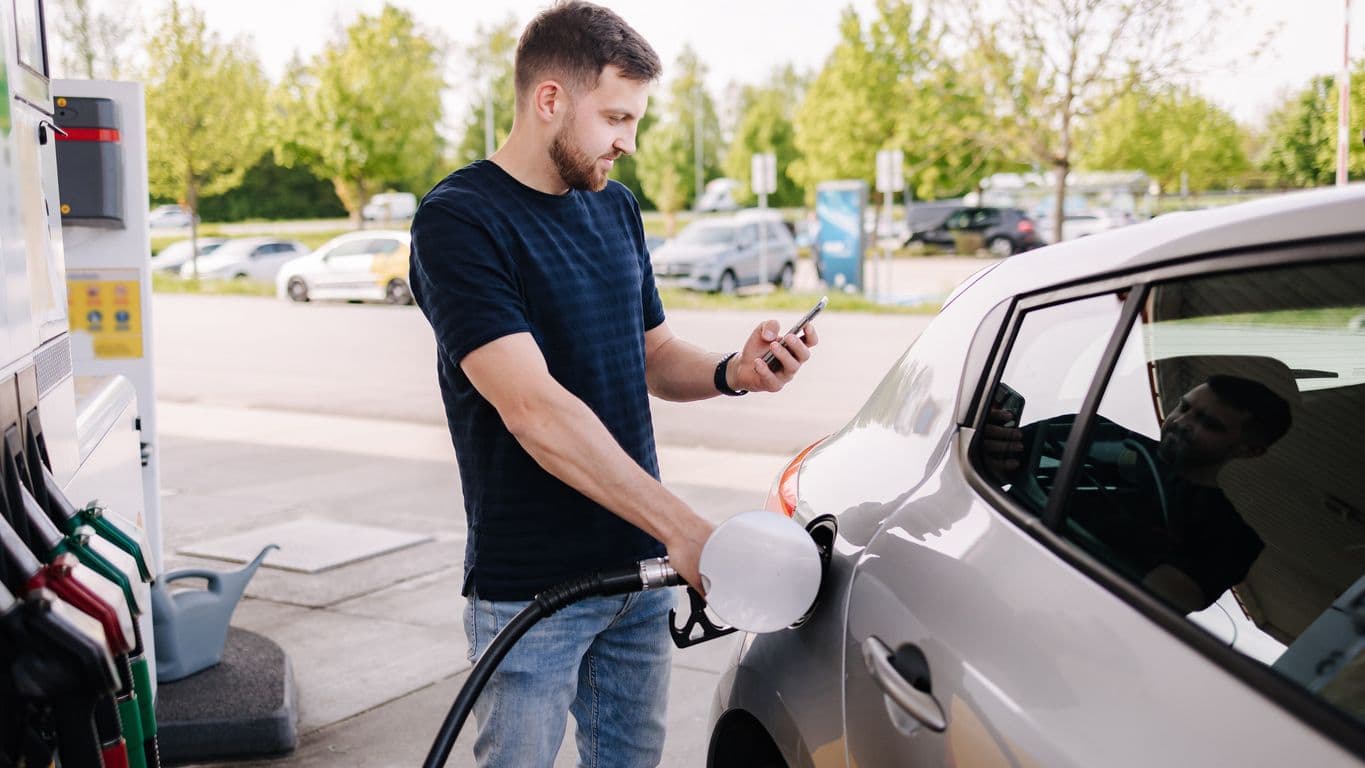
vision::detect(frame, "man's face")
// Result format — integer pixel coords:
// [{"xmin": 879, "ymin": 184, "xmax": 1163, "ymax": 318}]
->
[
  {"xmin": 549, "ymin": 66, "xmax": 649, "ymax": 192},
  {"xmin": 1159, "ymin": 384, "xmax": 1262, "ymax": 469}
]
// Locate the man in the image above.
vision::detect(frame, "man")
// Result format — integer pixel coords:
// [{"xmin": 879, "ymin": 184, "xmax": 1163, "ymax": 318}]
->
[
  {"xmin": 408, "ymin": 3, "xmax": 817, "ymax": 766},
  {"xmin": 985, "ymin": 374, "xmax": 1291, "ymax": 613}
]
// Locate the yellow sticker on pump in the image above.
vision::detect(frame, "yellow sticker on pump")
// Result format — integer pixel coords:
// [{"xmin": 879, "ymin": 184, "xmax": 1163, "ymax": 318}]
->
[{"xmin": 67, "ymin": 271, "xmax": 144, "ymax": 358}]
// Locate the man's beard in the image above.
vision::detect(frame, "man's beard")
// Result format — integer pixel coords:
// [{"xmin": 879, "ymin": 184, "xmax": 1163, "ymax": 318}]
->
[{"xmin": 550, "ymin": 116, "xmax": 612, "ymax": 192}]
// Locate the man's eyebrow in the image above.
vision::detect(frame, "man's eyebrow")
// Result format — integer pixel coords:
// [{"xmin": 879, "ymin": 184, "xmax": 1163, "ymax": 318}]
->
[{"xmin": 602, "ymin": 108, "xmax": 637, "ymax": 119}]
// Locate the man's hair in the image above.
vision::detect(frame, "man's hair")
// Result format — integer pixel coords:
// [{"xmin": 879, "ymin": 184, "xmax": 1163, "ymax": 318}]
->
[
  {"xmin": 1206, "ymin": 374, "xmax": 1293, "ymax": 446},
  {"xmin": 514, "ymin": 1, "xmax": 661, "ymax": 108}
]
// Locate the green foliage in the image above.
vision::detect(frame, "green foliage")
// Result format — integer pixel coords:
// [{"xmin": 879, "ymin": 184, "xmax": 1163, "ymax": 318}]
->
[
  {"xmin": 792, "ymin": 1, "xmax": 995, "ymax": 203},
  {"xmin": 1262, "ymin": 62, "xmax": 1365, "ymax": 186},
  {"xmin": 635, "ymin": 46, "xmax": 723, "ymax": 216},
  {"xmin": 723, "ymin": 66, "xmax": 806, "ymax": 208},
  {"xmin": 274, "ymin": 4, "xmax": 446, "ymax": 220},
  {"xmin": 143, "ymin": 1, "xmax": 270, "ymax": 211},
  {"xmin": 609, "ymin": 102, "xmax": 657, "ymax": 209},
  {"xmin": 453, "ymin": 15, "xmax": 518, "ymax": 168},
  {"xmin": 190, "ymin": 156, "xmax": 346, "ymax": 222},
  {"xmin": 1081, "ymin": 85, "xmax": 1250, "ymax": 193}
]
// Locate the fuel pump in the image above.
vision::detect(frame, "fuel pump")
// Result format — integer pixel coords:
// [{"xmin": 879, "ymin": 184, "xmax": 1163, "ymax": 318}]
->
[{"xmin": 422, "ymin": 510, "xmax": 825, "ymax": 768}]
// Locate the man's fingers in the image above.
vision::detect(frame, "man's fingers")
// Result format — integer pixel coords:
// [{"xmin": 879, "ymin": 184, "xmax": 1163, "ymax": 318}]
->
[
  {"xmin": 751, "ymin": 357, "xmax": 785, "ymax": 391},
  {"xmin": 781, "ymin": 334, "xmax": 812, "ymax": 364},
  {"xmin": 799, "ymin": 323, "xmax": 819, "ymax": 347}
]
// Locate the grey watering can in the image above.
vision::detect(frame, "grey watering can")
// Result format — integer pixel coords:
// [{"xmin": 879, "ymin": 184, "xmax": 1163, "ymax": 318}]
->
[{"xmin": 152, "ymin": 544, "xmax": 277, "ymax": 682}]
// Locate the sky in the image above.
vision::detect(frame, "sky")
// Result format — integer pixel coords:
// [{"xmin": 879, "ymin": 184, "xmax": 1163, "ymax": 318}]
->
[{"xmin": 68, "ymin": 1, "xmax": 1365, "ymax": 128}]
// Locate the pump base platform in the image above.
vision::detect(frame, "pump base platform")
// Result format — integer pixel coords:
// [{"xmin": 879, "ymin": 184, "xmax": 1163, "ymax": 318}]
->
[{"xmin": 156, "ymin": 627, "xmax": 298, "ymax": 765}]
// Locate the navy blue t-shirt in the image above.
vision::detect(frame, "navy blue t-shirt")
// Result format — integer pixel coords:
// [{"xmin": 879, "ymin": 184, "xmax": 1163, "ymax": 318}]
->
[{"xmin": 409, "ymin": 160, "xmax": 667, "ymax": 600}]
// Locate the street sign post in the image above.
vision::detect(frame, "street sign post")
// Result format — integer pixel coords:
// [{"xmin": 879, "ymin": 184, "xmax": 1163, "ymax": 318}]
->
[
  {"xmin": 873, "ymin": 149, "xmax": 903, "ymax": 300},
  {"xmin": 752, "ymin": 153, "xmax": 777, "ymax": 292}
]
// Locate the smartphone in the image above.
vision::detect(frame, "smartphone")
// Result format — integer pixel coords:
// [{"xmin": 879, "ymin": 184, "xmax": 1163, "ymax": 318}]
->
[
  {"xmin": 991, "ymin": 381, "xmax": 1025, "ymax": 427},
  {"xmin": 762, "ymin": 296, "xmax": 827, "ymax": 372}
]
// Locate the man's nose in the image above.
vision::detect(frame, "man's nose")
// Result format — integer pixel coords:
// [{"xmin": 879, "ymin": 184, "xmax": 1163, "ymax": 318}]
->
[{"xmin": 616, "ymin": 133, "xmax": 636, "ymax": 157}]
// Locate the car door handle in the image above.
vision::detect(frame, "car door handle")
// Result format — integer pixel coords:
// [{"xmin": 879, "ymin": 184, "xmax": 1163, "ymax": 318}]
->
[{"xmin": 862, "ymin": 636, "xmax": 946, "ymax": 732}]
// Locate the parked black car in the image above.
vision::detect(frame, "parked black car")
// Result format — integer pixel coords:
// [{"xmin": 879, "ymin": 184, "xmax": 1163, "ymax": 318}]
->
[{"xmin": 908, "ymin": 206, "xmax": 1045, "ymax": 257}]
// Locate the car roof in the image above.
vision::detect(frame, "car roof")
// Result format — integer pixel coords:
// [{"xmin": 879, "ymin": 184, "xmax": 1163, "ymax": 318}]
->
[
  {"xmin": 968, "ymin": 186, "xmax": 1365, "ymax": 304},
  {"xmin": 320, "ymin": 230, "xmax": 411, "ymax": 245}
]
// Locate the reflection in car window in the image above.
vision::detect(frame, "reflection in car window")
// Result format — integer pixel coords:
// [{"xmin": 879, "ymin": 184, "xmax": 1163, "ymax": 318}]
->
[
  {"xmin": 981, "ymin": 256, "xmax": 1365, "ymax": 728},
  {"xmin": 977, "ymin": 292, "xmax": 1125, "ymax": 514}
]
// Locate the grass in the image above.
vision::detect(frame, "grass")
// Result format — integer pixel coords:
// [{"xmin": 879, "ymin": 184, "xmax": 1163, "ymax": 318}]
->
[
  {"xmin": 151, "ymin": 272, "xmax": 275, "ymax": 296},
  {"xmin": 657, "ymin": 287, "xmax": 938, "ymax": 314}
]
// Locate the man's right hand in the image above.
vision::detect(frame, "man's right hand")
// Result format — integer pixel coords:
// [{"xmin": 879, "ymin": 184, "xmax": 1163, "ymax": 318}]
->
[
  {"xmin": 665, "ymin": 513, "xmax": 716, "ymax": 596},
  {"xmin": 982, "ymin": 407, "xmax": 1025, "ymax": 483}
]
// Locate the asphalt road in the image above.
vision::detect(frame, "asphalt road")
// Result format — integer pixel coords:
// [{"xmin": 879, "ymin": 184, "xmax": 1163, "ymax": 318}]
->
[{"xmin": 150, "ymin": 294, "xmax": 938, "ymax": 455}]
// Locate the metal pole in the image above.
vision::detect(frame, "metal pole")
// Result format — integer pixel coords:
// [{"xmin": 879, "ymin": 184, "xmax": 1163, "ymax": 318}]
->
[
  {"xmin": 1340, "ymin": 0, "xmax": 1352, "ymax": 186},
  {"xmin": 694, "ymin": 84, "xmax": 704, "ymax": 209},
  {"xmin": 484, "ymin": 86, "xmax": 495, "ymax": 158},
  {"xmin": 759, "ymin": 190, "xmax": 768, "ymax": 292},
  {"xmin": 882, "ymin": 190, "xmax": 893, "ymax": 302}
]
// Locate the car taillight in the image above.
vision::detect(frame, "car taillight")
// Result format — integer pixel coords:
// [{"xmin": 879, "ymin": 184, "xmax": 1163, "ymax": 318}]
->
[
  {"xmin": 764, "ymin": 438, "xmax": 825, "ymax": 517},
  {"xmin": 1017, "ymin": 219, "xmax": 1035, "ymax": 234}
]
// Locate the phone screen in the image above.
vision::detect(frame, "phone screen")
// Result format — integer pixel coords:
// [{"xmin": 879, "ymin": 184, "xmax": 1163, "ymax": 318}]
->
[{"xmin": 762, "ymin": 296, "xmax": 827, "ymax": 372}]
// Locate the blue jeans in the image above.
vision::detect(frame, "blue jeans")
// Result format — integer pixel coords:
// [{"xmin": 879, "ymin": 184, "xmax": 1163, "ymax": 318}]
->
[{"xmin": 463, "ymin": 586, "xmax": 677, "ymax": 768}]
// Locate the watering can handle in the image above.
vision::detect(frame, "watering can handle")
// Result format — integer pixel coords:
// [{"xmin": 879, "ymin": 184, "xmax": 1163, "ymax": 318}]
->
[{"xmin": 161, "ymin": 569, "xmax": 224, "ymax": 591}]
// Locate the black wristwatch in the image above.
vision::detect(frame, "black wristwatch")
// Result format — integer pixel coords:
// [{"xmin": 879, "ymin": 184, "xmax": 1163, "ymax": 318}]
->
[{"xmin": 714, "ymin": 352, "xmax": 748, "ymax": 396}]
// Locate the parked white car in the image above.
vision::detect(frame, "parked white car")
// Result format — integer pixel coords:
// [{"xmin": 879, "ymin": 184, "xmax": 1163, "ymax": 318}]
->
[
  {"xmin": 148, "ymin": 204, "xmax": 195, "ymax": 228},
  {"xmin": 1037, "ymin": 209, "xmax": 1139, "ymax": 241},
  {"xmin": 178, "ymin": 237, "xmax": 308, "ymax": 281},
  {"xmin": 361, "ymin": 192, "xmax": 417, "ymax": 222},
  {"xmin": 706, "ymin": 186, "xmax": 1365, "ymax": 767},
  {"xmin": 149, "ymin": 238, "xmax": 225, "ymax": 274},
  {"xmin": 275, "ymin": 230, "xmax": 412, "ymax": 304}
]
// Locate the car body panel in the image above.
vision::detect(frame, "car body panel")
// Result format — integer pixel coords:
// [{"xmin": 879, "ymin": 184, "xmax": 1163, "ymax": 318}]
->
[
  {"xmin": 275, "ymin": 230, "xmax": 411, "ymax": 303},
  {"xmin": 178, "ymin": 237, "xmax": 308, "ymax": 281},
  {"xmin": 709, "ymin": 185, "xmax": 1365, "ymax": 767},
  {"xmin": 652, "ymin": 211, "xmax": 797, "ymax": 292}
]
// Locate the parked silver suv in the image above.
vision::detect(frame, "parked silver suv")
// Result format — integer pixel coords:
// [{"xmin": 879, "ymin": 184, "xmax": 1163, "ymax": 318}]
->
[
  {"xmin": 651, "ymin": 210, "xmax": 797, "ymax": 293},
  {"xmin": 707, "ymin": 187, "xmax": 1365, "ymax": 767}
]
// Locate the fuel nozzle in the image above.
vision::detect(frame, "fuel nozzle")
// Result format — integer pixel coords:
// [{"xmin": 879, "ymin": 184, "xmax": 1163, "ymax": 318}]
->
[{"xmin": 670, "ymin": 510, "xmax": 824, "ymax": 647}]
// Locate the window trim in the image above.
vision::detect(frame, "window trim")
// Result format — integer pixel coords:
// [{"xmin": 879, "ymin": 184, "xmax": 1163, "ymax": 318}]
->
[{"xmin": 963, "ymin": 234, "xmax": 1365, "ymax": 758}]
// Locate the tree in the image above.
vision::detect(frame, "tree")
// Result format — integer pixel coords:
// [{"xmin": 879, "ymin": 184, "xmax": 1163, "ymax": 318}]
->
[
  {"xmin": 635, "ymin": 46, "xmax": 722, "ymax": 231},
  {"xmin": 453, "ymin": 15, "xmax": 518, "ymax": 167},
  {"xmin": 792, "ymin": 1, "xmax": 999, "ymax": 204},
  {"xmin": 143, "ymin": 0, "xmax": 269, "ymax": 276},
  {"xmin": 1262, "ymin": 62, "xmax": 1365, "ymax": 187},
  {"xmin": 275, "ymin": 4, "xmax": 446, "ymax": 225},
  {"xmin": 948, "ymin": 0, "xmax": 1257, "ymax": 241},
  {"xmin": 723, "ymin": 65, "xmax": 806, "ymax": 208},
  {"xmin": 49, "ymin": 0, "xmax": 135, "ymax": 79},
  {"xmin": 609, "ymin": 101, "xmax": 657, "ymax": 209},
  {"xmin": 1081, "ymin": 85, "xmax": 1250, "ymax": 194}
]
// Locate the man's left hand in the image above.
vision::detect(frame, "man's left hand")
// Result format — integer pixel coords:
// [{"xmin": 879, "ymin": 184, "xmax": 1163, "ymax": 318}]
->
[{"xmin": 728, "ymin": 319, "xmax": 819, "ymax": 393}]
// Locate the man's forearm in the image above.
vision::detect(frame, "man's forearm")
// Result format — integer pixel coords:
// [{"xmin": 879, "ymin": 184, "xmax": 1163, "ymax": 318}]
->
[
  {"xmin": 645, "ymin": 335, "xmax": 728, "ymax": 402},
  {"xmin": 501, "ymin": 384, "xmax": 698, "ymax": 546}
]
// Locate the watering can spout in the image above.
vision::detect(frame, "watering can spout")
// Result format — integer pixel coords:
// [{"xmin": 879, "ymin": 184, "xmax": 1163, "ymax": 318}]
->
[{"xmin": 152, "ymin": 544, "xmax": 278, "ymax": 682}]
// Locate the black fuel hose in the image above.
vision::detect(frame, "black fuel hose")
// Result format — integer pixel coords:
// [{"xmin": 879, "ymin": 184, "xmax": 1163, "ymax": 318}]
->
[{"xmin": 423, "ymin": 556, "xmax": 680, "ymax": 768}]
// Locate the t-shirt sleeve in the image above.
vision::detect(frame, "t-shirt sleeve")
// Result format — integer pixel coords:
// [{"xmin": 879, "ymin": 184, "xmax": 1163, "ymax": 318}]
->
[
  {"xmin": 1172, "ymin": 498, "xmax": 1265, "ymax": 607},
  {"xmin": 410, "ymin": 197, "xmax": 531, "ymax": 365},
  {"xmin": 623, "ymin": 189, "xmax": 665, "ymax": 331}
]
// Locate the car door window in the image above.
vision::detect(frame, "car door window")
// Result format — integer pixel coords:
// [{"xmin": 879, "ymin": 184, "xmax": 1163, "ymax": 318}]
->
[
  {"xmin": 980, "ymin": 255, "xmax": 1365, "ymax": 729},
  {"xmin": 978, "ymin": 292, "xmax": 1128, "ymax": 515},
  {"xmin": 736, "ymin": 224, "xmax": 758, "ymax": 249},
  {"xmin": 975, "ymin": 209, "xmax": 1001, "ymax": 228},
  {"xmin": 943, "ymin": 211, "xmax": 971, "ymax": 230},
  {"xmin": 365, "ymin": 238, "xmax": 402, "ymax": 256}
]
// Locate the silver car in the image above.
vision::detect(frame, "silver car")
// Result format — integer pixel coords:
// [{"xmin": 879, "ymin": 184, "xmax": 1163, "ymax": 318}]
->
[
  {"xmin": 651, "ymin": 210, "xmax": 797, "ymax": 293},
  {"xmin": 707, "ymin": 186, "xmax": 1365, "ymax": 766}
]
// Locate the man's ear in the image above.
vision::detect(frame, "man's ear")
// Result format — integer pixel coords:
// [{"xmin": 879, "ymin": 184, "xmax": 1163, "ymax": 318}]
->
[{"xmin": 532, "ymin": 81, "xmax": 566, "ymax": 123}]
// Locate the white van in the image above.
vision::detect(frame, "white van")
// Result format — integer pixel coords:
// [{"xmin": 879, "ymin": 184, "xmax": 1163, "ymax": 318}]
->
[{"xmin": 361, "ymin": 192, "xmax": 418, "ymax": 222}]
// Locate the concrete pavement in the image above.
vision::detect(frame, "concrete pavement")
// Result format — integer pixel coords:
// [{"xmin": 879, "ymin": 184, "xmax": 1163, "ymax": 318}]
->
[{"xmin": 159, "ymin": 401, "xmax": 784, "ymax": 767}]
